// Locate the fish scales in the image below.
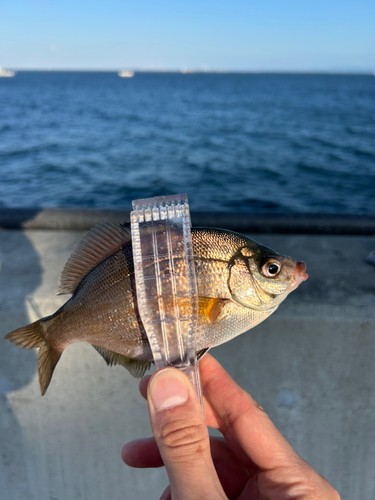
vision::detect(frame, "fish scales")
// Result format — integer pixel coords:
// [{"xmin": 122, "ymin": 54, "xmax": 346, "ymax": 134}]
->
[{"xmin": 50, "ymin": 247, "xmax": 150, "ymax": 358}]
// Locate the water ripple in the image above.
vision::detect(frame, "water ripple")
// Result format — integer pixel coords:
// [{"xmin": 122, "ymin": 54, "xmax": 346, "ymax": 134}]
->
[{"xmin": 0, "ymin": 72, "xmax": 374, "ymax": 214}]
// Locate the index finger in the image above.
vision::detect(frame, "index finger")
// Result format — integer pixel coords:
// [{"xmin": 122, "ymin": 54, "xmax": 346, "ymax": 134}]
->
[{"xmin": 200, "ymin": 353, "xmax": 301, "ymax": 471}]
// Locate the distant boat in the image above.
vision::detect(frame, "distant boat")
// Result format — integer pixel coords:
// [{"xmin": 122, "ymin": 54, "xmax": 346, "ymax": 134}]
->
[
  {"xmin": 0, "ymin": 67, "xmax": 15, "ymax": 77},
  {"xmin": 180, "ymin": 68, "xmax": 195, "ymax": 74},
  {"xmin": 118, "ymin": 70, "xmax": 134, "ymax": 78}
]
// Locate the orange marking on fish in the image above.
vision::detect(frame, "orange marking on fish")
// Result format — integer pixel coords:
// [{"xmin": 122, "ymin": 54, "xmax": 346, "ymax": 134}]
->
[{"xmin": 199, "ymin": 298, "xmax": 226, "ymax": 324}]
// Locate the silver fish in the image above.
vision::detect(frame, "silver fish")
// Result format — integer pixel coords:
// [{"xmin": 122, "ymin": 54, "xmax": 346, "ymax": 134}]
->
[{"xmin": 5, "ymin": 223, "xmax": 308, "ymax": 394}]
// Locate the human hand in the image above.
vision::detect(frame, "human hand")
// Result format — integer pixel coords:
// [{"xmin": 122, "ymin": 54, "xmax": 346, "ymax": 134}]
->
[{"xmin": 122, "ymin": 354, "xmax": 340, "ymax": 500}]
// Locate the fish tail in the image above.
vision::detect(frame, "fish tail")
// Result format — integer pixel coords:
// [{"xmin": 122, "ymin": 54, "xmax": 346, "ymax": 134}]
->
[
  {"xmin": 37, "ymin": 342, "xmax": 62, "ymax": 396},
  {"xmin": 5, "ymin": 319, "xmax": 62, "ymax": 396},
  {"xmin": 5, "ymin": 320, "xmax": 45, "ymax": 349}
]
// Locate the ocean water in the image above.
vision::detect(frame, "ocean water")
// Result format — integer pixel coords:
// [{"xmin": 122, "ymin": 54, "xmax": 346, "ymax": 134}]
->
[{"xmin": 0, "ymin": 71, "xmax": 374, "ymax": 213}]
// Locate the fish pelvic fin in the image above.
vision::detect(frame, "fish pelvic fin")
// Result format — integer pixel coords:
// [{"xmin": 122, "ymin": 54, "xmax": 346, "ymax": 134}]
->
[
  {"xmin": 197, "ymin": 348, "xmax": 210, "ymax": 360},
  {"xmin": 5, "ymin": 320, "xmax": 62, "ymax": 396},
  {"xmin": 92, "ymin": 345, "xmax": 151, "ymax": 378}
]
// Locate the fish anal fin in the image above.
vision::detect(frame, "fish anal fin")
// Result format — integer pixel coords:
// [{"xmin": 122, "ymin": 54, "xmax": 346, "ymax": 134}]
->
[
  {"xmin": 59, "ymin": 222, "xmax": 132, "ymax": 295},
  {"xmin": 92, "ymin": 345, "xmax": 151, "ymax": 378},
  {"xmin": 199, "ymin": 298, "xmax": 227, "ymax": 324}
]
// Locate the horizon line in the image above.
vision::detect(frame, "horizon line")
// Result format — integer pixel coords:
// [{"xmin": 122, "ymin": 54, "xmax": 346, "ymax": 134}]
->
[{"xmin": 5, "ymin": 68, "xmax": 375, "ymax": 75}]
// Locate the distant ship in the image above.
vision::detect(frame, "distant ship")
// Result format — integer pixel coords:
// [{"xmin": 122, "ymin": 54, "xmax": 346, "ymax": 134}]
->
[
  {"xmin": 118, "ymin": 70, "xmax": 134, "ymax": 78},
  {"xmin": 0, "ymin": 67, "xmax": 15, "ymax": 77}
]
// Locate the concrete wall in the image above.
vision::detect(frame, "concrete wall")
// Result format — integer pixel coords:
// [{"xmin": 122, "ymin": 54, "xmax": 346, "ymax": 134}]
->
[{"xmin": 0, "ymin": 229, "xmax": 374, "ymax": 499}]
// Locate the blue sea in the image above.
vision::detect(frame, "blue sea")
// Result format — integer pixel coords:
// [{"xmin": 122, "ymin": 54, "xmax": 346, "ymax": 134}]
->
[{"xmin": 0, "ymin": 71, "xmax": 374, "ymax": 213}]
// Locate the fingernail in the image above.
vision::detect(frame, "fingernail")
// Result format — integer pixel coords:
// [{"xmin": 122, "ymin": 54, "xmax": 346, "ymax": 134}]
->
[{"xmin": 150, "ymin": 369, "xmax": 188, "ymax": 411}]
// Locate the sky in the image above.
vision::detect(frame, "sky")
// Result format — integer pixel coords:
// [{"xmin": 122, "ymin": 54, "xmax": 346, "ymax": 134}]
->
[{"xmin": 0, "ymin": 0, "xmax": 374, "ymax": 72}]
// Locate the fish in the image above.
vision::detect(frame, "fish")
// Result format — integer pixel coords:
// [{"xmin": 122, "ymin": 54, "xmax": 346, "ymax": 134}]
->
[{"xmin": 4, "ymin": 222, "xmax": 308, "ymax": 395}]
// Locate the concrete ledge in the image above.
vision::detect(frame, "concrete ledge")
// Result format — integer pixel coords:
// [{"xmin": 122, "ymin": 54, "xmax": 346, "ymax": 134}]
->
[
  {"xmin": 0, "ymin": 207, "xmax": 374, "ymax": 234},
  {"xmin": 1, "ymin": 229, "xmax": 375, "ymax": 499}
]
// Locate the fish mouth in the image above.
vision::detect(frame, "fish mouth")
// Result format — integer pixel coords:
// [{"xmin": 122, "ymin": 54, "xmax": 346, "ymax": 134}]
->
[{"xmin": 293, "ymin": 261, "xmax": 308, "ymax": 284}]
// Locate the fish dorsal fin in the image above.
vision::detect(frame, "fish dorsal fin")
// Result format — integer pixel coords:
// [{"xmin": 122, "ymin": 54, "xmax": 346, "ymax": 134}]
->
[
  {"xmin": 59, "ymin": 222, "xmax": 131, "ymax": 295},
  {"xmin": 92, "ymin": 345, "xmax": 151, "ymax": 378}
]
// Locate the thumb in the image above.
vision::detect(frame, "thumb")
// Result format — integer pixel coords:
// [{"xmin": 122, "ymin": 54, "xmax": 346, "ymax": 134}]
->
[{"xmin": 147, "ymin": 368, "xmax": 226, "ymax": 500}]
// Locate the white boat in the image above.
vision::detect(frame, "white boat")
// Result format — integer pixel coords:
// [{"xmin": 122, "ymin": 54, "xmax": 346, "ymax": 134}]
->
[
  {"xmin": 118, "ymin": 70, "xmax": 134, "ymax": 78},
  {"xmin": 0, "ymin": 67, "xmax": 15, "ymax": 77}
]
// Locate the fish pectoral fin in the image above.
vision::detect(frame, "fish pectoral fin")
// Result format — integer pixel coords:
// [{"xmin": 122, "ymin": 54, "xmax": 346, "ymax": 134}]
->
[
  {"xmin": 199, "ymin": 297, "xmax": 228, "ymax": 324},
  {"xmin": 92, "ymin": 345, "xmax": 151, "ymax": 378}
]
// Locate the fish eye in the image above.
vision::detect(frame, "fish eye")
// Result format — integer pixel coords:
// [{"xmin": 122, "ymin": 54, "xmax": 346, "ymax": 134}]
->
[{"xmin": 261, "ymin": 260, "xmax": 281, "ymax": 278}]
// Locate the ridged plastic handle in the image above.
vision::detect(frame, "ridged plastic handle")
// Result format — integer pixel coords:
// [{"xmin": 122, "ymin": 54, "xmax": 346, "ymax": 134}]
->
[{"xmin": 131, "ymin": 194, "xmax": 203, "ymax": 407}]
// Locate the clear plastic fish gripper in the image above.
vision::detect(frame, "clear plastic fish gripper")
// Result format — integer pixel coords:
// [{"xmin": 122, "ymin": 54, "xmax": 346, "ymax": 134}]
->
[{"xmin": 130, "ymin": 193, "xmax": 203, "ymax": 407}]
